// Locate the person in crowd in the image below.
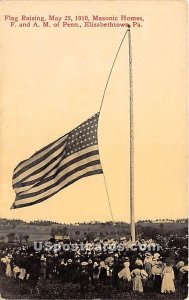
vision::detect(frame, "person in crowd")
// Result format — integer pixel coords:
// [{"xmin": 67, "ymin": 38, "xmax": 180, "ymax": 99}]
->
[
  {"xmin": 106, "ymin": 261, "xmax": 114, "ymax": 284},
  {"xmin": 46, "ymin": 254, "xmax": 54, "ymax": 279},
  {"xmin": 87, "ymin": 259, "xmax": 93, "ymax": 282},
  {"xmin": 13, "ymin": 264, "xmax": 21, "ymax": 278},
  {"xmin": 40, "ymin": 256, "xmax": 47, "ymax": 279},
  {"xmin": 80, "ymin": 262, "xmax": 89, "ymax": 294},
  {"xmin": 72, "ymin": 257, "xmax": 81, "ymax": 283},
  {"xmin": 131, "ymin": 265, "xmax": 148, "ymax": 293},
  {"xmin": 179, "ymin": 263, "xmax": 188, "ymax": 286},
  {"xmin": 135, "ymin": 256, "xmax": 143, "ymax": 267},
  {"xmin": 112, "ymin": 254, "xmax": 122, "ymax": 288},
  {"xmin": 152, "ymin": 260, "xmax": 163, "ymax": 292},
  {"xmin": 18, "ymin": 266, "xmax": 26, "ymax": 280},
  {"xmin": 118, "ymin": 258, "xmax": 131, "ymax": 282},
  {"xmin": 26, "ymin": 254, "xmax": 40, "ymax": 296},
  {"xmin": 93, "ymin": 261, "xmax": 99, "ymax": 281},
  {"xmin": 118, "ymin": 258, "xmax": 131, "ymax": 290},
  {"xmin": 59, "ymin": 258, "xmax": 67, "ymax": 281},
  {"xmin": 175, "ymin": 260, "xmax": 185, "ymax": 282},
  {"xmin": 144, "ymin": 252, "xmax": 153, "ymax": 277},
  {"xmin": 67, "ymin": 259, "xmax": 75, "ymax": 282},
  {"xmin": 99, "ymin": 261, "xmax": 107, "ymax": 281},
  {"xmin": 161, "ymin": 261, "xmax": 175, "ymax": 293},
  {"xmin": 153, "ymin": 252, "xmax": 161, "ymax": 262},
  {"xmin": 5, "ymin": 254, "xmax": 12, "ymax": 277},
  {"xmin": 0, "ymin": 254, "xmax": 7, "ymax": 275}
]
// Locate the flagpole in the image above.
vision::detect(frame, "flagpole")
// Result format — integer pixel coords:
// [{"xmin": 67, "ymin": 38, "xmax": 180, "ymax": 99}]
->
[{"xmin": 128, "ymin": 25, "xmax": 135, "ymax": 243}]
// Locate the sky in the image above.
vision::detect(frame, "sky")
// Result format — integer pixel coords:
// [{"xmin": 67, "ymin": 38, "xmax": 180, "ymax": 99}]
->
[{"xmin": 0, "ymin": 1, "xmax": 188, "ymax": 223}]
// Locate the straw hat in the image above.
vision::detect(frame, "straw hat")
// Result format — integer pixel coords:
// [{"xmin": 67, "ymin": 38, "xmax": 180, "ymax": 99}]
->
[{"xmin": 81, "ymin": 261, "xmax": 88, "ymax": 266}]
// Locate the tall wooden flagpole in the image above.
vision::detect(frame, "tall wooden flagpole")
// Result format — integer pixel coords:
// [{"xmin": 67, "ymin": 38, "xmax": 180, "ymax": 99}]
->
[
  {"xmin": 98, "ymin": 27, "xmax": 135, "ymax": 241},
  {"xmin": 128, "ymin": 25, "xmax": 135, "ymax": 243}
]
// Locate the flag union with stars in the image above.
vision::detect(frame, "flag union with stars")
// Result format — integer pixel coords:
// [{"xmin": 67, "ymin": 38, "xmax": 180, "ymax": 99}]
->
[{"xmin": 66, "ymin": 113, "xmax": 99, "ymax": 156}]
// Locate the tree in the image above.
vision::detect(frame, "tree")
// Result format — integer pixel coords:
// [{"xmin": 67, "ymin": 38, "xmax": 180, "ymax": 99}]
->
[
  {"xmin": 136, "ymin": 224, "xmax": 142, "ymax": 232},
  {"xmin": 141, "ymin": 226, "xmax": 158, "ymax": 239},
  {"xmin": 87, "ymin": 231, "xmax": 97, "ymax": 240},
  {"xmin": 23, "ymin": 234, "xmax": 29, "ymax": 243},
  {"xmin": 62, "ymin": 227, "xmax": 68, "ymax": 236},
  {"xmin": 7, "ymin": 232, "xmax": 16, "ymax": 243},
  {"xmin": 18, "ymin": 233, "xmax": 24, "ymax": 243}
]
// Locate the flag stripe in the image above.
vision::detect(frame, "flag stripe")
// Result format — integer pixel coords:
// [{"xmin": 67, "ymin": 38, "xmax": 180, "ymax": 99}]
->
[
  {"xmin": 13, "ymin": 145, "xmax": 99, "ymax": 189},
  {"xmin": 14, "ymin": 150, "xmax": 100, "ymax": 194},
  {"xmin": 13, "ymin": 141, "xmax": 67, "ymax": 185},
  {"xmin": 16, "ymin": 159, "xmax": 101, "ymax": 200},
  {"xmin": 15, "ymin": 153, "xmax": 100, "ymax": 195},
  {"xmin": 13, "ymin": 152, "xmax": 65, "ymax": 190},
  {"xmin": 14, "ymin": 134, "xmax": 67, "ymax": 172},
  {"xmin": 12, "ymin": 169, "xmax": 103, "ymax": 209},
  {"xmin": 14, "ymin": 164, "xmax": 102, "ymax": 206},
  {"xmin": 13, "ymin": 135, "xmax": 68, "ymax": 179}
]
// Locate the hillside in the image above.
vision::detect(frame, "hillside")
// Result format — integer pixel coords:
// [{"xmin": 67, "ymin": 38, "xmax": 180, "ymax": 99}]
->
[{"xmin": 0, "ymin": 218, "xmax": 187, "ymax": 242}]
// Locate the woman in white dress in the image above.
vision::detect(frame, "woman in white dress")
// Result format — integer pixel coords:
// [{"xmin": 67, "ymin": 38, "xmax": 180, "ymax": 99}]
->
[
  {"xmin": 161, "ymin": 263, "xmax": 175, "ymax": 293},
  {"xmin": 131, "ymin": 265, "xmax": 148, "ymax": 293},
  {"xmin": 118, "ymin": 261, "xmax": 131, "ymax": 282},
  {"xmin": 5, "ymin": 255, "xmax": 12, "ymax": 277}
]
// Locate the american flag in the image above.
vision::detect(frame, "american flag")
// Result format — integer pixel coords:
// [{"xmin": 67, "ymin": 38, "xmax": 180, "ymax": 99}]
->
[{"xmin": 12, "ymin": 112, "xmax": 103, "ymax": 209}]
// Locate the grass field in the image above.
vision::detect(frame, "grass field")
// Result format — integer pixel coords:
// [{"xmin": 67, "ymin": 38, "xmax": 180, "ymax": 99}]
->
[{"xmin": 0, "ymin": 276, "xmax": 188, "ymax": 299}]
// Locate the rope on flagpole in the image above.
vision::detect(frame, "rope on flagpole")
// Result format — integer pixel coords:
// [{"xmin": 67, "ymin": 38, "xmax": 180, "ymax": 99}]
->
[
  {"xmin": 99, "ymin": 29, "xmax": 129, "ymax": 112},
  {"xmin": 98, "ymin": 28, "xmax": 130, "ymax": 237}
]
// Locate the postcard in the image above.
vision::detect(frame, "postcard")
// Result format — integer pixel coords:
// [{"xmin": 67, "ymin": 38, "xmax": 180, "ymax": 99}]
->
[{"xmin": 0, "ymin": 1, "xmax": 188, "ymax": 299}]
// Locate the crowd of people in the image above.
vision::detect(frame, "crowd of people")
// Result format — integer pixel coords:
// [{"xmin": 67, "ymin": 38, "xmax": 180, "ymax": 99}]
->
[{"xmin": 0, "ymin": 234, "xmax": 188, "ymax": 297}]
